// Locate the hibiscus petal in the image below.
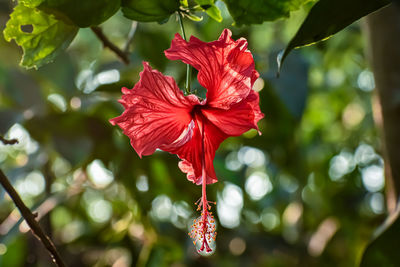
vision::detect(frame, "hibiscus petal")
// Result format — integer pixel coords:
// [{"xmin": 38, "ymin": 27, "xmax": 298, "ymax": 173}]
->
[
  {"xmin": 110, "ymin": 62, "xmax": 198, "ymax": 157},
  {"xmin": 165, "ymin": 114, "xmax": 227, "ymax": 185},
  {"xmin": 201, "ymin": 90, "xmax": 264, "ymax": 136},
  {"xmin": 165, "ymin": 28, "xmax": 259, "ymax": 109}
]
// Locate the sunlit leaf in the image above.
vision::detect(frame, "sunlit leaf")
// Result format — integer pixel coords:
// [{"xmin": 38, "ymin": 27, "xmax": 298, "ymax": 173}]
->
[
  {"xmin": 223, "ymin": 0, "xmax": 310, "ymax": 25},
  {"xmin": 20, "ymin": 0, "xmax": 44, "ymax": 8},
  {"xmin": 277, "ymin": 0, "xmax": 390, "ymax": 73},
  {"xmin": 3, "ymin": 4, "xmax": 78, "ymax": 69},
  {"xmin": 180, "ymin": 0, "xmax": 189, "ymax": 7},
  {"xmin": 195, "ymin": 0, "xmax": 222, "ymax": 22},
  {"xmin": 205, "ymin": 5, "xmax": 222, "ymax": 22}
]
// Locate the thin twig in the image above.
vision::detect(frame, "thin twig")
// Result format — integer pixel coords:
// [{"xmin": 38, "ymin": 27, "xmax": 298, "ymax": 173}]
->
[
  {"xmin": 177, "ymin": 11, "xmax": 192, "ymax": 94},
  {"xmin": 0, "ymin": 135, "xmax": 18, "ymax": 145},
  {"xmin": 123, "ymin": 21, "xmax": 138, "ymax": 53},
  {"xmin": 0, "ymin": 169, "xmax": 66, "ymax": 267},
  {"xmin": 90, "ymin": 26, "xmax": 130, "ymax": 65}
]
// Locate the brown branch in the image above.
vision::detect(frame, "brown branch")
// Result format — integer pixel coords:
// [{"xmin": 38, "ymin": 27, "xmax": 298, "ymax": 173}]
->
[
  {"xmin": 0, "ymin": 135, "xmax": 18, "ymax": 145},
  {"xmin": 365, "ymin": 4, "xmax": 400, "ymax": 213},
  {"xmin": 90, "ymin": 26, "xmax": 130, "ymax": 65},
  {"xmin": 0, "ymin": 169, "xmax": 66, "ymax": 267}
]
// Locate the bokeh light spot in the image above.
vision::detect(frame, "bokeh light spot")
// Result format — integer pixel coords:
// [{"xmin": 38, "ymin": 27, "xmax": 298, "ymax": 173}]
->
[
  {"xmin": 87, "ymin": 159, "xmax": 114, "ymax": 188},
  {"xmin": 361, "ymin": 165, "xmax": 384, "ymax": 192},
  {"xmin": 151, "ymin": 195, "xmax": 172, "ymax": 221},
  {"xmin": 357, "ymin": 70, "xmax": 375, "ymax": 92},
  {"xmin": 229, "ymin": 237, "xmax": 246, "ymax": 255},
  {"xmin": 217, "ymin": 183, "xmax": 243, "ymax": 228},
  {"xmin": 245, "ymin": 171, "xmax": 272, "ymax": 201},
  {"xmin": 136, "ymin": 175, "xmax": 149, "ymax": 192},
  {"xmin": 261, "ymin": 208, "xmax": 280, "ymax": 231},
  {"xmin": 88, "ymin": 199, "xmax": 113, "ymax": 223}
]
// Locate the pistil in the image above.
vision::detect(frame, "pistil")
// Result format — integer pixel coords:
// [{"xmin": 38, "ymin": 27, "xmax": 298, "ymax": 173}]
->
[{"xmin": 188, "ymin": 119, "xmax": 217, "ymax": 255}]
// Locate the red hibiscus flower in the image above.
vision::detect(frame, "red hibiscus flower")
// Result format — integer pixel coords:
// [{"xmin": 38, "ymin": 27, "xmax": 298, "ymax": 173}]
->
[{"xmin": 110, "ymin": 29, "xmax": 263, "ymax": 254}]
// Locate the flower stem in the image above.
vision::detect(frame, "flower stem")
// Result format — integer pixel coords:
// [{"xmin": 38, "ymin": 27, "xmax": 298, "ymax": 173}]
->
[{"xmin": 177, "ymin": 11, "xmax": 192, "ymax": 95}]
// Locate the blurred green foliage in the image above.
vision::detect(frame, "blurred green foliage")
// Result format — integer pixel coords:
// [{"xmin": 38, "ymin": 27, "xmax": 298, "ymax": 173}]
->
[{"xmin": 0, "ymin": 1, "xmax": 391, "ymax": 266}]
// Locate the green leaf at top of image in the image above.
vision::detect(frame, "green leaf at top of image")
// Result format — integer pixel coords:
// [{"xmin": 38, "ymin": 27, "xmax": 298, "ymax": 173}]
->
[
  {"xmin": 3, "ymin": 4, "xmax": 78, "ymax": 69},
  {"xmin": 195, "ymin": 0, "xmax": 222, "ymax": 22},
  {"xmin": 223, "ymin": 0, "xmax": 310, "ymax": 26},
  {"xmin": 360, "ymin": 206, "xmax": 400, "ymax": 267},
  {"xmin": 121, "ymin": 0, "xmax": 180, "ymax": 22},
  {"xmin": 205, "ymin": 5, "xmax": 222, "ymax": 22},
  {"xmin": 20, "ymin": 0, "xmax": 121, "ymax": 27},
  {"xmin": 39, "ymin": 0, "xmax": 121, "ymax": 27},
  {"xmin": 19, "ymin": 0, "xmax": 44, "ymax": 8},
  {"xmin": 277, "ymin": 0, "xmax": 391, "ymax": 74}
]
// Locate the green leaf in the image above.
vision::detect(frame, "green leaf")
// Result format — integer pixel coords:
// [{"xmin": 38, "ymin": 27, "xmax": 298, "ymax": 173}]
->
[
  {"xmin": 3, "ymin": 4, "xmax": 78, "ymax": 69},
  {"xmin": 121, "ymin": 0, "xmax": 180, "ymax": 22},
  {"xmin": 360, "ymin": 208, "xmax": 400, "ymax": 266},
  {"xmin": 205, "ymin": 4, "xmax": 222, "ymax": 22},
  {"xmin": 19, "ymin": 0, "xmax": 44, "ymax": 8},
  {"xmin": 223, "ymin": 0, "xmax": 310, "ymax": 25},
  {"xmin": 180, "ymin": 0, "xmax": 189, "ymax": 7},
  {"xmin": 277, "ymin": 0, "xmax": 390, "ymax": 73},
  {"xmin": 195, "ymin": 0, "xmax": 213, "ymax": 6},
  {"xmin": 19, "ymin": 0, "xmax": 120, "ymax": 27},
  {"xmin": 195, "ymin": 0, "xmax": 222, "ymax": 22},
  {"xmin": 38, "ymin": 0, "xmax": 121, "ymax": 28}
]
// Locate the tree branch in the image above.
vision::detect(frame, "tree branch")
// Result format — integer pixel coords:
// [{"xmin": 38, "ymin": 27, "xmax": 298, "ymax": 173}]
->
[
  {"xmin": 0, "ymin": 135, "xmax": 18, "ymax": 145},
  {"xmin": 0, "ymin": 169, "xmax": 66, "ymax": 267},
  {"xmin": 365, "ymin": 4, "xmax": 400, "ymax": 213},
  {"xmin": 90, "ymin": 26, "xmax": 130, "ymax": 65}
]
